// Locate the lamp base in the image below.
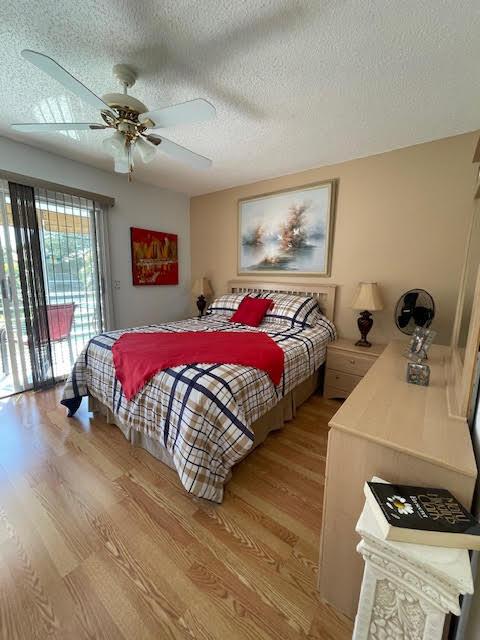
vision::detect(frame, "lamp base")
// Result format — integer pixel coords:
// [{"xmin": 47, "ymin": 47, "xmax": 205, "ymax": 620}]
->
[
  {"xmin": 355, "ymin": 310, "xmax": 373, "ymax": 348},
  {"xmin": 196, "ymin": 294, "xmax": 207, "ymax": 318}
]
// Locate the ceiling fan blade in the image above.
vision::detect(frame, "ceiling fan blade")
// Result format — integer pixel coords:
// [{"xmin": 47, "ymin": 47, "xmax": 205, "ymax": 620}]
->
[
  {"xmin": 11, "ymin": 122, "xmax": 106, "ymax": 132},
  {"xmin": 145, "ymin": 134, "xmax": 212, "ymax": 168},
  {"xmin": 140, "ymin": 99, "xmax": 216, "ymax": 129},
  {"xmin": 21, "ymin": 50, "xmax": 110, "ymax": 111}
]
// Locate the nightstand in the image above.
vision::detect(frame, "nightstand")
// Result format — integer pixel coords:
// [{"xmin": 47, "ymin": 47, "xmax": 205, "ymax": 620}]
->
[{"xmin": 324, "ymin": 338, "xmax": 385, "ymax": 400}]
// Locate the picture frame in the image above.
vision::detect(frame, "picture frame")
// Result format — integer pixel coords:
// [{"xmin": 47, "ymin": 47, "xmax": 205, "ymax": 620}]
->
[
  {"xmin": 237, "ymin": 179, "xmax": 337, "ymax": 276},
  {"xmin": 130, "ymin": 227, "xmax": 179, "ymax": 286},
  {"xmin": 405, "ymin": 326, "xmax": 437, "ymax": 362}
]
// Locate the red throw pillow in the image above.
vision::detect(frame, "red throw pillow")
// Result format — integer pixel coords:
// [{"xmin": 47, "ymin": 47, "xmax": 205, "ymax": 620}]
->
[{"xmin": 229, "ymin": 296, "xmax": 274, "ymax": 327}]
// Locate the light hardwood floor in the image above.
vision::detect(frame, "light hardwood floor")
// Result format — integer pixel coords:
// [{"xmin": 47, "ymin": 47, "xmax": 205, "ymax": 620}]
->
[{"xmin": 0, "ymin": 386, "xmax": 353, "ymax": 640}]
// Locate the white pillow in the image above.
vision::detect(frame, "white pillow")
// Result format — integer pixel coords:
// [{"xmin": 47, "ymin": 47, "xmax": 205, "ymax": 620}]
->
[
  {"xmin": 207, "ymin": 293, "xmax": 246, "ymax": 317},
  {"xmin": 257, "ymin": 292, "xmax": 322, "ymax": 328}
]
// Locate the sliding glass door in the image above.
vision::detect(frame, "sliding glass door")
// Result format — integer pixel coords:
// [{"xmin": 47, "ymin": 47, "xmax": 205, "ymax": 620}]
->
[
  {"xmin": 35, "ymin": 188, "xmax": 105, "ymax": 380},
  {"xmin": 0, "ymin": 179, "xmax": 110, "ymax": 398}
]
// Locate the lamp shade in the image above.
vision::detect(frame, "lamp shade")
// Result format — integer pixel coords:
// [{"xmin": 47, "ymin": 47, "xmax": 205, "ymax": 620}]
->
[
  {"xmin": 192, "ymin": 277, "xmax": 213, "ymax": 296},
  {"xmin": 351, "ymin": 282, "xmax": 384, "ymax": 311}
]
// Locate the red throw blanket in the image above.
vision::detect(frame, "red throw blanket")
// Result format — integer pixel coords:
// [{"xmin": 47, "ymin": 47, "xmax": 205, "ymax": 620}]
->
[{"xmin": 112, "ymin": 331, "xmax": 285, "ymax": 400}]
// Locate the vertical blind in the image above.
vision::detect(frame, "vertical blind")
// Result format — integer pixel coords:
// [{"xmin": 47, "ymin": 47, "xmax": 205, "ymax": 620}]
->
[{"xmin": 9, "ymin": 182, "xmax": 55, "ymax": 389}]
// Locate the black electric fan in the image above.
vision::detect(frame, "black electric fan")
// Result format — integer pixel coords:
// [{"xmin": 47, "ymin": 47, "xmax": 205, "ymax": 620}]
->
[{"xmin": 394, "ymin": 289, "xmax": 435, "ymax": 335}]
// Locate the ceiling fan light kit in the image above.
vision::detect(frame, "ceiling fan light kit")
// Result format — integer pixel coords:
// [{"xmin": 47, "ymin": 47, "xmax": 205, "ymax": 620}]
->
[
  {"xmin": 11, "ymin": 51, "xmax": 216, "ymax": 180},
  {"xmin": 136, "ymin": 137, "xmax": 157, "ymax": 163},
  {"xmin": 114, "ymin": 157, "xmax": 130, "ymax": 174}
]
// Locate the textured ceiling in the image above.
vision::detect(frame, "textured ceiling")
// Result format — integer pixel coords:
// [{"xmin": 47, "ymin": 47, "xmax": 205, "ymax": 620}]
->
[{"xmin": 1, "ymin": 1, "xmax": 480, "ymax": 196}]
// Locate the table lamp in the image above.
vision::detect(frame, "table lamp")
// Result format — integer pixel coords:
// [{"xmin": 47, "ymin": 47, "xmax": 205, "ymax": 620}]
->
[
  {"xmin": 351, "ymin": 282, "xmax": 384, "ymax": 347},
  {"xmin": 192, "ymin": 277, "xmax": 213, "ymax": 317}
]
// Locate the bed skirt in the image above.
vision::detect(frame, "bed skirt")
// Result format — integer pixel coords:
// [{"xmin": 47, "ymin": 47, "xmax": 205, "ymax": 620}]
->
[{"xmin": 88, "ymin": 369, "xmax": 320, "ymax": 474}]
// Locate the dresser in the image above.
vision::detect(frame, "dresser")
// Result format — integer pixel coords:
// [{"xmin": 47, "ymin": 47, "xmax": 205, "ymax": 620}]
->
[
  {"xmin": 324, "ymin": 339, "xmax": 385, "ymax": 399},
  {"xmin": 318, "ymin": 340, "xmax": 477, "ymax": 620}
]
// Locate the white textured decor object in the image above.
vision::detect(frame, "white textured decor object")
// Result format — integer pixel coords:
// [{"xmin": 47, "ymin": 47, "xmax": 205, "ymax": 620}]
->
[{"xmin": 352, "ymin": 501, "xmax": 474, "ymax": 640}]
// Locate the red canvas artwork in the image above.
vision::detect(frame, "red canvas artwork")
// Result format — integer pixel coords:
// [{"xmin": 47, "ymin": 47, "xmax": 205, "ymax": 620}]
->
[{"xmin": 130, "ymin": 227, "xmax": 179, "ymax": 286}]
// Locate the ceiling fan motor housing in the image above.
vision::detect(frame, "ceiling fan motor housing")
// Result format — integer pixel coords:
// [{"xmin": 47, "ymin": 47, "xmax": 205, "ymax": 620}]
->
[
  {"xmin": 101, "ymin": 63, "xmax": 147, "ymax": 114},
  {"xmin": 101, "ymin": 93, "xmax": 148, "ymax": 115}
]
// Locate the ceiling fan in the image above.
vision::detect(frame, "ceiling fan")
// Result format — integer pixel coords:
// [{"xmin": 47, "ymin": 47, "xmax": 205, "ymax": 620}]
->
[{"xmin": 11, "ymin": 50, "xmax": 216, "ymax": 180}]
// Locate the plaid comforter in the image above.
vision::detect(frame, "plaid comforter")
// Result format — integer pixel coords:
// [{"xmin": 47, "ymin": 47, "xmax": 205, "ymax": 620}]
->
[{"xmin": 61, "ymin": 315, "xmax": 336, "ymax": 502}]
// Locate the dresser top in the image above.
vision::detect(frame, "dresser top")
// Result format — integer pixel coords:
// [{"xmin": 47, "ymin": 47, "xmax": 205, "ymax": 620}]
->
[{"xmin": 329, "ymin": 340, "xmax": 477, "ymax": 478}]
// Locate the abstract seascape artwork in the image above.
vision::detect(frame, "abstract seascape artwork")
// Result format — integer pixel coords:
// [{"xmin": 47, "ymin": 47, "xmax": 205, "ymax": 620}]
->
[{"xmin": 238, "ymin": 181, "xmax": 336, "ymax": 276}]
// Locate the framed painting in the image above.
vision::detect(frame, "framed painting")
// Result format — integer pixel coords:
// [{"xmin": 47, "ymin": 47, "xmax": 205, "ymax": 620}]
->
[
  {"xmin": 130, "ymin": 227, "xmax": 179, "ymax": 285},
  {"xmin": 238, "ymin": 180, "xmax": 337, "ymax": 276}
]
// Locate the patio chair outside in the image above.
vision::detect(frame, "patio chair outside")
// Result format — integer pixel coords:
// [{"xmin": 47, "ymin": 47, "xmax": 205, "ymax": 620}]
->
[{"xmin": 46, "ymin": 303, "xmax": 77, "ymax": 363}]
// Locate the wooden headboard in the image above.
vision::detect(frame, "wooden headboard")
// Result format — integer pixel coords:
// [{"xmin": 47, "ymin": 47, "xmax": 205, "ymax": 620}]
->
[{"xmin": 228, "ymin": 279, "xmax": 337, "ymax": 322}]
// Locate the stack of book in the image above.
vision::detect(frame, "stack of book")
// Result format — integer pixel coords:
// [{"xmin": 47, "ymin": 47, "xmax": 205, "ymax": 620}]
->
[{"xmin": 364, "ymin": 479, "xmax": 480, "ymax": 549}]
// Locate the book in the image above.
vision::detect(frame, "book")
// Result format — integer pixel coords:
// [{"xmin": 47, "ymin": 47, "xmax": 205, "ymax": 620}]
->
[{"xmin": 364, "ymin": 480, "xmax": 480, "ymax": 549}]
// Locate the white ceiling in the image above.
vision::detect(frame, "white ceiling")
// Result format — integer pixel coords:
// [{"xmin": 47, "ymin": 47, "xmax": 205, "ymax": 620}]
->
[{"xmin": 1, "ymin": 1, "xmax": 480, "ymax": 196}]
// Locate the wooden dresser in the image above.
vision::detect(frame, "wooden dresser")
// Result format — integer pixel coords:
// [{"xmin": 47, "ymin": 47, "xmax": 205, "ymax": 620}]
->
[
  {"xmin": 318, "ymin": 340, "xmax": 477, "ymax": 620},
  {"xmin": 324, "ymin": 339, "xmax": 385, "ymax": 399}
]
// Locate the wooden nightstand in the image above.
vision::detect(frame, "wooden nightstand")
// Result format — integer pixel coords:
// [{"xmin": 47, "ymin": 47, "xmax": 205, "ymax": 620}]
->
[{"xmin": 324, "ymin": 338, "xmax": 385, "ymax": 399}]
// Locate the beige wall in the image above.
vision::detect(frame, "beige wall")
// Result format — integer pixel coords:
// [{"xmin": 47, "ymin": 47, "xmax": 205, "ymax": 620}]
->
[{"xmin": 191, "ymin": 132, "xmax": 478, "ymax": 345}]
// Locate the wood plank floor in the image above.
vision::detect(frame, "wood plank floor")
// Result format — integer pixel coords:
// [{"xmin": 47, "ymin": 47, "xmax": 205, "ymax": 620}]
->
[{"xmin": 0, "ymin": 386, "xmax": 353, "ymax": 640}]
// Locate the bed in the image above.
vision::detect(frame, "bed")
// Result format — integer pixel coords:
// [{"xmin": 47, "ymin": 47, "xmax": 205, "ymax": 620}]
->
[{"xmin": 62, "ymin": 280, "xmax": 337, "ymax": 502}]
